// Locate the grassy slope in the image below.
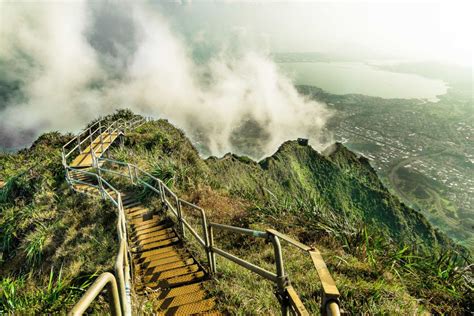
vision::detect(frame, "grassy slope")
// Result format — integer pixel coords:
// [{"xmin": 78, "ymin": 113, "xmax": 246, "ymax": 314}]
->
[
  {"xmin": 110, "ymin": 118, "xmax": 472, "ymax": 314},
  {"xmin": 0, "ymin": 132, "xmax": 117, "ymax": 313},
  {"xmin": 0, "ymin": 113, "xmax": 472, "ymax": 314}
]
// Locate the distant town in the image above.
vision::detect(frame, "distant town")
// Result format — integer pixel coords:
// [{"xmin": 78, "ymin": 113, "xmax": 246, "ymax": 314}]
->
[{"xmin": 299, "ymin": 84, "xmax": 474, "ymax": 250}]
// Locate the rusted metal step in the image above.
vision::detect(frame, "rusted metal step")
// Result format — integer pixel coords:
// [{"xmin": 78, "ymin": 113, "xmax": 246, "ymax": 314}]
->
[
  {"xmin": 136, "ymin": 247, "xmax": 185, "ymax": 265},
  {"xmin": 72, "ymin": 184, "xmax": 100, "ymax": 195},
  {"xmin": 141, "ymin": 253, "xmax": 190, "ymax": 271},
  {"xmin": 127, "ymin": 207, "xmax": 152, "ymax": 217},
  {"xmin": 133, "ymin": 227, "xmax": 174, "ymax": 243},
  {"xmin": 127, "ymin": 205, "xmax": 155, "ymax": 214},
  {"xmin": 124, "ymin": 201, "xmax": 142, "ymax": 209},
  {"xmin": 133, "ymin": 223, "xmax": 172, "ymax": 235},
  {"xmin": 122, "ymin": 196, "xmax": 136, "ymax": 203},
  {"xmin": 156, "ymin": 298, "xmax": 216, "ymax": 316},
  {"xmin": 71, "ymin": 174, "xmax": 92, "ymax": 180},
  {"xmin": 134, "ymin": 237, "xmax": 180, "ymax": 252},
  {"xmin": 150, "ymin": 282, "xmax": 206, "ymax": 300},
  {"xmin": 130, "ymin": 214, "xmax": 159, "ymax": 225},
  {"xmin": 145, "ymin": 270, "xmax": 206, "ymax": 289},
  {"xmin": 134, "ymin": 246, "xmax": 179, "ymax": 261},
  {"xmin": 153, "ymin": 289, "xmax": 206, "ymax": 310},
  {"xmin": 145, "ymin": 264, "xmax": 200, "ymax": 283},
  {"xmin": 143, "ymin": 258, "xmax": 195, "ymax": 276},
  {"xmin": 123, "ymin": 200, "xmax": 139, "ymax": 207},
  {"xmin": 136, "ymin": 232, "xmax": 176, "ymax": 246}
]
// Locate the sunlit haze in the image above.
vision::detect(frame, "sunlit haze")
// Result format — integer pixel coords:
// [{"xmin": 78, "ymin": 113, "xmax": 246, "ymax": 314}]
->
[{"xmin": 160, "ymin": 0, "xmax": 473, "ymax": 66}]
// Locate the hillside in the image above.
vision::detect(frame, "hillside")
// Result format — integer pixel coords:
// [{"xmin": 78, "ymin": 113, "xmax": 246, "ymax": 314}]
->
[{"xmin": 0, "ymin": 111, "xmax": 472, "ymax": 314}]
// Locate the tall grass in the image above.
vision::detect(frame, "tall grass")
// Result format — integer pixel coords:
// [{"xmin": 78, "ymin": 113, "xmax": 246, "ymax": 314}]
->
[
  {"xmin": 0, "ymin": 267, "xmax": 97, "ymax": 313},
  {"xmin": 23, "ymin": 223, "xmax": 53, "ymax": 266}
]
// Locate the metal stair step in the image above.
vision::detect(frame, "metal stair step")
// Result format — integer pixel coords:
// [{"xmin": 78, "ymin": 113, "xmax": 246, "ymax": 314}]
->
[
  {"xmin": 122, "ymin": 199, "xmax": 137, "ymax": 206},
  {"xmin": 145, "ymin": 264, "xmax": 200, "ymax": 283},
  {"xmin": 134, "ymin": 222, "xmax": 172, "ymax": 234},
  {"xmin": 136, "ymin": 232, "xmax": 176, "ymax": 246},
  {"xmin": 143, "ymin": 258, "xmax": 195, "ymax": 276},
  {"xmin": 133, "ymin": 228, "xmax": 174, "ymax": 243},
  {"xmin": 197, "ymin": 311, "xmax": 221, "ymax": 316},
  {"xmin": 72, "ymin": 184, "xmax": 100, "ymax": 195},
  {"xmin": 130, "ymin": 214, "xmax": 160, "ymax": 225},
  {"xmin": 71, "ymin": 175, "xmax": 92, "ymax": 180},
  {"xmin": 156, "ymin": 298, "xmax": 216, "ymax": 316},
  {"xmin": 146, "ymin": 271, "xmax": 206, "ymax": 289},
  {"xmin": 133, "ymin": 237, "xmax": 179, "ymax": 253},
  {"xmin": 123, "ymin": 199, "xmax": 139, "ymax": 206},
  {"xmin": 135, "ymin": 237, "xmax": 180, "ymax": 252},
  {"xmin": 124, "ymin": 201, "xmax": 142, "ymax": 209},
  {"xmin": 141, "ymin": 253, "xmax": 189, "ymax": 270},
  {"xmin": 149, "ymin": 282, "xmax": 207, "ymax": 300},
  {"xmin": 136, "ymin": 248, "xmax": 185, "ymax": 265},
  {"xmin": 127, "ymin": 207, "xmax": 152, "ymax": 217},
  {"xmin": 153, "ymin": 289, "xmax": 206, "ymax": 310}
]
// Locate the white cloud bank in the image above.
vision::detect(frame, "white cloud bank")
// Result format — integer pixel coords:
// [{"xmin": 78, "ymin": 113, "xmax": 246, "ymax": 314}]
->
[{"xmin": 0, "ymin": 2, "xmax": 332, "ymax": 158}]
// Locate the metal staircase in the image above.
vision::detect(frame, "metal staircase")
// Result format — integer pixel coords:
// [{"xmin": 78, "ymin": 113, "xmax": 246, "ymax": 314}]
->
[{"xmin": 62, "ymin": 117, "xmax": 342, "ymax": 316}]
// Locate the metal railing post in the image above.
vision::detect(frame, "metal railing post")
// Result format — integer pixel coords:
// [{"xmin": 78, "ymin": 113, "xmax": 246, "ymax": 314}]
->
[
  {"xmin": 158, "ymin": 181, "xmax": 165, "ymax": 204},
  {"xmin": 200, "ymin": 210, "xmax": 212, "ymax": 273},
  {"xmin": 208, "ymin": 225, "xmax": 216, "ymax": 273},
  {"xmin": 77, "ymin": 135, "xmax": 82, "ymax": 153},
  {"xmin": 89, "ymin": 127, "xmax": 94, "ymax": 164},
  {"xmin": 269, "ymin": 234, "xmax": 289, "ymax": 316},
  {"xmin": 65, "ymin": 168, "xmax": 71, "ymax": 184},
  {"xmin": 99, "ymin": 121, "xmax": 104, "ymax": 154},
  {"xmin": 134, "ymin": 166, "xmax": 138, "ymax": 183},
  {"xmin": 127, "ymin": 164, "xmax": 133, "ymax": 184},
  {"xmin": 108, "ymin": 121, "xmax": 112, "ymax": 143},
  {"xmin": 97, "ymin": 174, "xmax": 105, "ymax": 199},
  {"xmin": 177, "ymin": 199, "xmax": 185, "ymax": 238},
  {"xmin": 92, "ymin": 149, "xmax": 97, "ymax": 168}
]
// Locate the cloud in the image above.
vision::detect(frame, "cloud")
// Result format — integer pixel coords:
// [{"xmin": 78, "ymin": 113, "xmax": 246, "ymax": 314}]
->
[{"xmin": 0, "ymin": 2, "xmax": 332, "ymax": 158}]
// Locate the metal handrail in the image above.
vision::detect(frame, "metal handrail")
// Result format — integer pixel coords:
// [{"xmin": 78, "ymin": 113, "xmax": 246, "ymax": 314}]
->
[
  {"xmin": 63, "ymin": 118, "xmax": 145, "ymax": 316},
  {"xmin": 62, "ymin": 117, "xmax": 147, "ymax": 165},
  {"xmin": 266, "ymin": 229, "xmax": 341, "ymax": 315},
  {"xmin": 99, "ymin": 158, "xmax": 213, "ymax": 271},
  {"xmin": 65, "ymin": 166, "xmax": 131, "ymax": 316},
  {"xmin": 68, "ymin": 272, "xmax": 121, "ymax": 316},
  {"xmin": 64, "ymin": 117, "xmax": 340, "ymax": 315},
  {"xmin": 97, "ymin": 157, "xmax": 342, "ymax": 315}
]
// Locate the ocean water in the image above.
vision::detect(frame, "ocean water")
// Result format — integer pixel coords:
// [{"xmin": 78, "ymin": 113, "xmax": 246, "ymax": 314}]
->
[{"xmin": 278, "ymin": 62, "xmax": 448, "ymax": 101}]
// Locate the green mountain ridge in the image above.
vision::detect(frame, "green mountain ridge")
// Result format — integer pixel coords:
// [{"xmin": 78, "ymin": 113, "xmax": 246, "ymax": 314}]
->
[{"xmin": 0, "ymin": 111, "xmax": 472, "ymax": 314}]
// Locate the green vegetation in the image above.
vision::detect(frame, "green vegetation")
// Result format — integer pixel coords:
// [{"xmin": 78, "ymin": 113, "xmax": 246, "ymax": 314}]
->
[
  {"xmin": 297, "ymin": 81, "xmax": 474, "ymax": 252},
  {"xmin": 0, "ymin": 132, "xmax": 117, "ymax": 313},
  {"xmin": 111, "ymin": 117, "xmax": 472, "ymax": 314},
  {"xmin": 1, "ymin": 111, "xmax": 472, "ymax": 314}
]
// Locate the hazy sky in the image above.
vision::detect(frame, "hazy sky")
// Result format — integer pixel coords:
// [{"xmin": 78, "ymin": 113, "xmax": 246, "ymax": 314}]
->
[
  {"xmin": 0, "ymin": 0, "xmax": 471, "ymax": 154},
  {"xmin": 156, "ymin": 0, "xmax": 473, "ymax": 66}
]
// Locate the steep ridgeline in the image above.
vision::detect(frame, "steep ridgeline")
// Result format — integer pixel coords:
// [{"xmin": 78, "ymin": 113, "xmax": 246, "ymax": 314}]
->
[
  {"xmin": 1, "ymin": 113, "xmax": 470, "ymax": 314},
  {"xmin": 117, "ymin": 118, "xmax": 470, "ymax": 313},
  {"xmin": 206, "ymin": 140, "xmax": 449, "ymax": 249}
]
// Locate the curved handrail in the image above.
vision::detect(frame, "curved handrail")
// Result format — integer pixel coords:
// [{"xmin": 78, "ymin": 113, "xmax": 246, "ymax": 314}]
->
[{"xmin": 68, "ymin": 272, "xmax": 121, "ymax": 316}]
